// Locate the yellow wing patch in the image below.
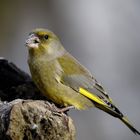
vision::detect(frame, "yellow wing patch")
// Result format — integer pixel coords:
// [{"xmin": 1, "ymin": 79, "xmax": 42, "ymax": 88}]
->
[{"xmin": 79, "ymin": 87, "xmax": 107, "ymax": 106}]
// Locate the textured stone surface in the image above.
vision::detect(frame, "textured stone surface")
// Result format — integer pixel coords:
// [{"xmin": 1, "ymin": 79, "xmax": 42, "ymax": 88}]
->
[{"xmin": 0, "ymin": 100, "xmax": 75, "ymax": 140}]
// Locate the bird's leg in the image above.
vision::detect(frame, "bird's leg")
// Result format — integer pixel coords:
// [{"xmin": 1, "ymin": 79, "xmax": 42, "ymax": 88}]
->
[
  {"xmin": 58, "ymin": 106, "xmax": 75, "ymax": 113},
  {"xmin": 51, "ymin": 106, "xmax": 74, "ymax": 118}
]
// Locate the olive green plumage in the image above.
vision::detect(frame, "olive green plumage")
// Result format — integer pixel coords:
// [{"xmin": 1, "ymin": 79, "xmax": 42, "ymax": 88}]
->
[{"xmin": 26, "ymin": 28, "xmax": 140, "ymax": 135}]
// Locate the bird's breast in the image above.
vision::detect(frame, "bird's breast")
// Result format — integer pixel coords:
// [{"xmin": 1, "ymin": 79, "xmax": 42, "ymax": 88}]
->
[{"xmin": 28, "ymin": 57, "xmax": 63, "ymax": 92}]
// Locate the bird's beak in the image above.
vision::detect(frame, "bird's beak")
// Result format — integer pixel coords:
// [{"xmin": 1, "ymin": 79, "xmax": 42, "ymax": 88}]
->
[{"xmin": 25, "ymin": 33, "xmax": 40, "ymax": 48}]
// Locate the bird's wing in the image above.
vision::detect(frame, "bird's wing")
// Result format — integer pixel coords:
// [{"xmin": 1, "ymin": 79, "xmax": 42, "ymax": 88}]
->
[{"xmin": 58, "ymin": 52, "xmax": 121, "ymax": 116}]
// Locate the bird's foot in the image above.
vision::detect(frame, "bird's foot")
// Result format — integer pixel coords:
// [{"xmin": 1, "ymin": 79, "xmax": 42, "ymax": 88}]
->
[
  {"xmin": 51, "ymin": 105, "xmax": 74, "ymax": 115},
  {"xmin": 57, "ymin": 106, "xmax": 74, "ymax": 113}
]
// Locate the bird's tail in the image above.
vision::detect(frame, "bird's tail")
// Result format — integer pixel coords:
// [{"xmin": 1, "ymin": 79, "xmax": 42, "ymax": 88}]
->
[
  {"xmin": 120, "ymin": 116, "xmax": 140, "ymax": 135},
  {"xmin": 79, "ymin": 87, "xmax": 140, "ymax": 135},
  {"xmin": 96, "ymin": 103, "xmax": 140, "ymax": 135}
]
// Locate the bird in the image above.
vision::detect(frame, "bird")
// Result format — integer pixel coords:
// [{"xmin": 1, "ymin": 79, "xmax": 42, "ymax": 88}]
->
[{"xmin": 26, "ymin": 28, "xmax": 140, "ymax": 135}]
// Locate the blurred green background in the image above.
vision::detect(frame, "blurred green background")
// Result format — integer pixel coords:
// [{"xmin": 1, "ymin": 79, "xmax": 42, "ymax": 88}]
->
[{"xmin": 0, "ymin": 0, "xmax": 140, "ymax": 140}]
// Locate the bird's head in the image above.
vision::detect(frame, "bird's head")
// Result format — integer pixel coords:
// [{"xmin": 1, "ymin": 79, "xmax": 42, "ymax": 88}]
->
[{"xmin": 26, "ymin": 28, "xmax": 64, "ymax": 57}]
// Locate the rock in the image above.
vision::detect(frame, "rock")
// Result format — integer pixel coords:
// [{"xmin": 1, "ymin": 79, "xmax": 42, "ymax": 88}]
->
[{"xmin": 0, "ymin": 99, "xmax": 75, "ymax": 140}]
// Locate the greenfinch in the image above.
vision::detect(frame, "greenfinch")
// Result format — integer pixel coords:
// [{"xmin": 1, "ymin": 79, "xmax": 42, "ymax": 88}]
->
[{"xmin": 26, "ymin": 28, "xmax": 140, "ymax": 135}]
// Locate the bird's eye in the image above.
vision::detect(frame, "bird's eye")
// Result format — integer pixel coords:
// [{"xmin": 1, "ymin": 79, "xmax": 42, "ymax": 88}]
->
[{"xmin": 44, "ymin": 35, "xmax": 49, "ymax": 40}]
